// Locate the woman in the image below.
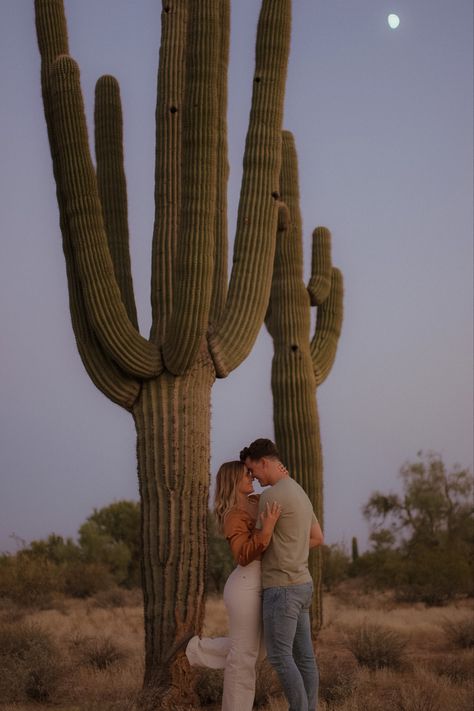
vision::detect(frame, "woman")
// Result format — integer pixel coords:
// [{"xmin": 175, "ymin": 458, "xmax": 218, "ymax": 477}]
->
[{"xmin": 186, "ymin": 460, "xmax": 281, "ymax": 711}]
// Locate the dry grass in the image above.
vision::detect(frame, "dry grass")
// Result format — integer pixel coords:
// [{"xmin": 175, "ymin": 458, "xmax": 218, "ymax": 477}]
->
[
  {"xmin": 440, "ymin": 612, "xmax": 474, "ymax": 648},
  {"xmin": 0, "ymin": 588, "xmax": 472, "ymax": 711},
  {"xmin": 344, "ymin": 621, "xmax": 409, "ymax": 670}
]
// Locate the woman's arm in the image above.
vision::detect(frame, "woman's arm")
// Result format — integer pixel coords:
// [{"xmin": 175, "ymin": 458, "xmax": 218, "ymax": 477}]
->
[{"xmin": 224, "ymin": 502, "xmax": 281, "ymax": 566}]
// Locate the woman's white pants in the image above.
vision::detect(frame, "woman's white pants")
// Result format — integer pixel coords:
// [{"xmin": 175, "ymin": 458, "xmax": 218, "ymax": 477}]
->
[{"xmin": 186, "ymin": 560, "xmax": 264, "ymax": 711}]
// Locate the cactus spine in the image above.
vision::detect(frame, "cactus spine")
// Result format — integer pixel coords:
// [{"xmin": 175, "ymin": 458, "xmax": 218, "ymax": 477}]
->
[
  {"xmin": 35, "ymin": 0, "xmax": 291, "ymax": 692},
  {"xmin": 266, "ymin": 131, "xmax": 343, "ymax": 633}
]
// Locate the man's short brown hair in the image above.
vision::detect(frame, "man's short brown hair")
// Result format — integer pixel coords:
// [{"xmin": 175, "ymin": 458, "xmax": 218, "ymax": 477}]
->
[{"xmin": 239, "ymin": 438, "xmax": 280, "ymax": 463}]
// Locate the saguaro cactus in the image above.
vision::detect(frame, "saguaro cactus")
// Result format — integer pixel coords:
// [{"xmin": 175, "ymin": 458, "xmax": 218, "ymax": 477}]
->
[
  {"xmin": 266, "ymin": 131, "xmax": 343, "ymax": 633},
  {"xmin": 35, "ymin": 0, "xmax": 291, "ymax": 692}
]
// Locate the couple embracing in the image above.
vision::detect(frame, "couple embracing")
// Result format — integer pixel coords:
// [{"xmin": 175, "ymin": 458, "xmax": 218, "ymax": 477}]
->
[{"xmin": 186, "ymin": 438, "xmax": 324, "ymax": 711}]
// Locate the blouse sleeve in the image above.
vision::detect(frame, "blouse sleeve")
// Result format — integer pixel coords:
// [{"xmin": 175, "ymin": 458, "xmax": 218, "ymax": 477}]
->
[{"xmin": 223, "ymin": 509, "xmax": 271, "ymax": 566}]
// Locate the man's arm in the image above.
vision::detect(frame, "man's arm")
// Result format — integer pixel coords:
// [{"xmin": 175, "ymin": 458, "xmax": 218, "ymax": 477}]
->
[{"xmin": 309, "ymin": 520, "xmax": 324, "ymax": 549}]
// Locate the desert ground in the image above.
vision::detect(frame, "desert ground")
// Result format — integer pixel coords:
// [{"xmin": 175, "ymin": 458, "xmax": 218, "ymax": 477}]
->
[{"xmin": 1, "ymin": 583, "xmax": 473, "ymax": 711}]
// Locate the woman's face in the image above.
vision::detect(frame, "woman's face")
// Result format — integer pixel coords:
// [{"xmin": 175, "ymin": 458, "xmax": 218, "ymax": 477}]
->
[{"xmin": 238, "ymin": 468, "xmax": 255, "ymax": 496}]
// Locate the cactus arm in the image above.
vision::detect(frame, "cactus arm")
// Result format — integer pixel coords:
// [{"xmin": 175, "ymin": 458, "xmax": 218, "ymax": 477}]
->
[
  {"xmin": 266, "ymin": 131, "xmax": 311, "ymax": 353},
  {"xmin": 308, "ymin": 226, "xmax": 332, "ymax": 306},
  {"xmin": 150, "ymin": 1, "xmax": 188, "ymax": 344},
  {"xmin": 94, "ymin": 76, "xmax": 139, "ymax": 330},
  {"xmin": 208, "ymin": 0, "xmax": 292, "ymax": 378},
  {"xmin": 208, "ymin": 0, "xmax": 230, "ymax": 328},
  {"xmin": 49, "ymin": 56, "xmax": 162, "ymax": 379},
  {"xmin": 67, "ymin": 265, "xmax": 141, "ymax": 410},
  {"xmin": 310, "ymin": 267, "xmax": 344, "ymax": 387},
  {"xmin": 265, "ymin": 131, "xmax": 309, "ymax": 345},
  {"xmin": 35, "ymin": 0, "xmax": 140, "ymax": 408},
  {"xmin": 161, "ymin": 0, "xmax": 221, "ymax": 375}
]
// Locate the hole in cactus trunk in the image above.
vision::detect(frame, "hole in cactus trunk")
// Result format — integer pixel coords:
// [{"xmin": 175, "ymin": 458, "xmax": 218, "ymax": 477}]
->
[{"xmin": 291, "ymin": 345, "xmax": 298, "ymax": 352}]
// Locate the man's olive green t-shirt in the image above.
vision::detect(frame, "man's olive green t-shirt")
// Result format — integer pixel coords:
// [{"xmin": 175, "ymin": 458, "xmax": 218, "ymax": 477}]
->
[{"xmin": 258, "ymin": 476, "xmax": 318, "ymax": 589}]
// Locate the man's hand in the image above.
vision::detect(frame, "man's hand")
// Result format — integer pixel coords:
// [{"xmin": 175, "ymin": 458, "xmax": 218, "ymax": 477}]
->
[{"xmin": 260, "ymin": 501, "xmax": 282, "ymax": 537}]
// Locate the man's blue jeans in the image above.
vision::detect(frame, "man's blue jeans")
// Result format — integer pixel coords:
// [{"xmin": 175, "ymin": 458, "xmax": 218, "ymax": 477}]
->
[{"xmin": 262, "ymin": 582, "xmax": 318, "ymax": 711}]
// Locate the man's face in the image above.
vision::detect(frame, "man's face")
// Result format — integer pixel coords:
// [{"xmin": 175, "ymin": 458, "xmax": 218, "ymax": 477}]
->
[{"xmin": 244, "ymin": 457, "xmax": 269, "ymax": 487}]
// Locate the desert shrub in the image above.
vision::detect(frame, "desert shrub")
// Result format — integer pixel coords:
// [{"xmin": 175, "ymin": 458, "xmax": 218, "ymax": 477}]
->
[
  {"xmin": 393, "ymin": 670, "xmax": 467, "ymax": 711},
  {"xmin": 0, "ymin": 552, "xmax": 64, "ymax": 607},
  {"xmin": 394, "ymin": 546, "xmax": 473, "ymax": 605},
  {"xmin": 92, "ymin": 585, "xmax": 131, "ymax": 608},
  {"xmin": 396, "ymin": 683, "xmax": 442, "ymax": 711},
  {"xmin": 319, "ymin": 655, "xmax": 358, "ymax": 705},
  {"xmin": 63, "ymin": 561, "xmax": 114, "ymax": 597},
  {"xmin": 81, "ymin": 500, "xmax": 141, "ymax": 587},
  {"xmin": 345, "ymin": 622, "xmax": 408, "ymax": 671},
  {"xmin": 441, "ymin": 615, "xmax": 474, "ymax": 648},
  {"xmin": 431, "ymin": 651, "xmax": 474, "ymax": 684},
  {"xmin": 352, "ymin": 548, "xmax": 406, "ymax": 591},
  {"xmin": 322, "ymin": 544, "xmax": 351, "ymax": 591},
  {"xmin": 68, "ymin": 633, "xmax": 128, "ymax": 669},
  {"xmin": 195, "ymin": 667, "xmax": 223, "ymax": 705},
  {"xmin": 362, "ymin": 455, "xmax": 474, "ymax": 603},
  {"xmin": 26, "ymin": 532, "xmax": 82, "ymax": 564},
  {"xmin": 0, "ymin": 621, "xmax": 62, "ymax": 702}
]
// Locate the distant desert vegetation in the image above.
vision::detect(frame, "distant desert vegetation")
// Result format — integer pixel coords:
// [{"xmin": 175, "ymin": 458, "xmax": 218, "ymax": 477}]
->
[{"xmin": 0, "ymin": 584, "xmax": 473, "ymax": 711}]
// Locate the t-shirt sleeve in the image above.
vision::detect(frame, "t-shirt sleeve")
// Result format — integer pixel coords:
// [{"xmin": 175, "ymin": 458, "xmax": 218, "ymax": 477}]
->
[{"xmin": 223, "ymin": 509, "xmax": 271, "ymax": 566}]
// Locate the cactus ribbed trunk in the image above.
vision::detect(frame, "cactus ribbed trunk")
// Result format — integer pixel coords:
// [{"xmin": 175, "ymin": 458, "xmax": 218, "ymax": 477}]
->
[
  {"xmin": 271, "ymin": 350, "xmax": 324, "ymax": 628},
  {"xmin": 267, "ymin": 132, "xmax": 343, "ymax": 635},
  {"xmin": 134, "ymin": 350, "xmax": 215, "ymax": 684},
  {"xmin": 34, "ymin": 0, "xmax": 292, "ymax": 696}
]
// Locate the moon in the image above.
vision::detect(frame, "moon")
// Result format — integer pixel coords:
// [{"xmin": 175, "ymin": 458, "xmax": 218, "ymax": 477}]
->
[{"xmin": 388, "ymin": 13, "xmax": 401, "ymax": 29}]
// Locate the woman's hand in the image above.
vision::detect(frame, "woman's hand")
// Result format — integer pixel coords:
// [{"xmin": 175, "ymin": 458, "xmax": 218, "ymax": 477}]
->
[{"xmin": 260, "ymin": 501, "xmax": 282, "ymax": 535}]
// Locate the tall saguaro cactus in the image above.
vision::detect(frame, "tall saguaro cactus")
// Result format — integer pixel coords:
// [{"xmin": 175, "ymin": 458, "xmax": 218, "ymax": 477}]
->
[
  {"xmin": 266, "ymin": 131, "xmax": 343, "ymax": 633},
  {"xmin": 35, "ymin": 0, "xmax": 291, "ymax": 692}
]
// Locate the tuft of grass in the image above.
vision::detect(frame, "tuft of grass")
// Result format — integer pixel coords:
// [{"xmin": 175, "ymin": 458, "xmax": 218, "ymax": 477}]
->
[
  {"xmin": 68, "ymin": 634, "xmax": 128, "ymax": 670},
  {"xmin": 254, "ymin": 659, "xmax": 281, "ymax": 707},
  {"xmin": 318, "ymin": 654, "xmax": 358, "ymax": 705},
  {"xmin": 0, "ymin": 621, "xmax": 63, "ymax": 702},
  {"xmin": 194, "ymin": 667, "xmax": 223, "ymax": 705},
  {"xmin": 430, "ymin": 651, "xmax": 474, "ymax": 684},
  {"xmin": 345, "ymin": 621, "xmax": 408, "ymax": 671},
  {"xmin": 396, "ymin": 684, "xmax": 442, "ymax": 711},
  {"xmin": 441, "ymin": 614, "xmax": 474, "ymax": 648}
]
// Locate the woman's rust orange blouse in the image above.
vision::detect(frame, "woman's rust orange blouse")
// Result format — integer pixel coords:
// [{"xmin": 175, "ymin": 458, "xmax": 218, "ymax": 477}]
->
[{"xmin": 223, "ymin": 497, "xmax": 272, "ymax": 567}]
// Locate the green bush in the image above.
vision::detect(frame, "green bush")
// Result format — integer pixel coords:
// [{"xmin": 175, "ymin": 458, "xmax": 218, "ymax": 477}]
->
[
  {"xmin": 0, "ymin": 553, "xmax": 64, "ymax": 607},
  {"xmin": 322, "ymin": 543, "xmax": 351, "ymax": 591},
  {"xmin": 395, "ymin": 546, "xmax": 472, "ymax": 605},
  {"xmin": 63, "ymin": 561, "xmax": 114, "ymax": 598}
]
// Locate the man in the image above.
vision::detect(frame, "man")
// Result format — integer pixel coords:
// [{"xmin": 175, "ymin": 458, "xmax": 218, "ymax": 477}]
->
[{"xmin": 240, "ymin": 438, "xmax": 323, "ymax": 711}]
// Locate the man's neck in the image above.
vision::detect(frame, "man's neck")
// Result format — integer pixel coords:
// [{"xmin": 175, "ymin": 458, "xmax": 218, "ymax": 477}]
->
[{"xmin": 268, "ymin": 461, "xmax": 290, "ymax": 485}]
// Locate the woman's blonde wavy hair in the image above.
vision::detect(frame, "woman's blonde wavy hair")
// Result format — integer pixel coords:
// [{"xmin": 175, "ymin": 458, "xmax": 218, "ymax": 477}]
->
[{"xmin": 214, "ymin": 460, "xmax": 247, "ymax": 533}]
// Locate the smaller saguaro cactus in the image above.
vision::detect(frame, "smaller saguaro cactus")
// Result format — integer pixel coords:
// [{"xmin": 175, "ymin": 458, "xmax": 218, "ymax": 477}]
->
[
  {"xmin": 266, "ymin": 130, "xmax": 343, "ymax": 633},
  {"xmin": 352, "ymin": 536, "xmax": 360, "ymax": 562}
]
